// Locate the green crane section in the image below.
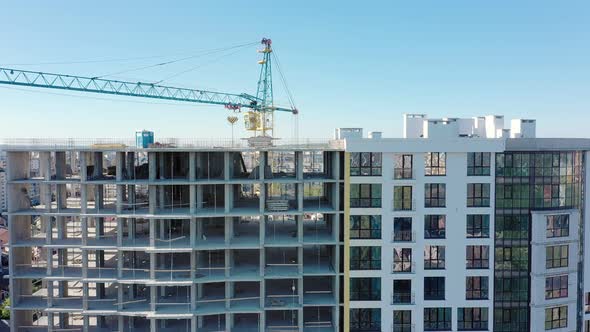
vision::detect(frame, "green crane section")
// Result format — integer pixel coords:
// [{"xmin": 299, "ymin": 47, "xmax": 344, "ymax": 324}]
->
[{"xmin": 0, "ymin": 38, "xmax": 297, "ymax": 140}]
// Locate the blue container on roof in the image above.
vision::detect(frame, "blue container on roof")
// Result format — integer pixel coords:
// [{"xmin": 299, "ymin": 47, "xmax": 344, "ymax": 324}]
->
[{"xmin": 136, "ymin": 130, "xmax": 154, "ymax": 148}]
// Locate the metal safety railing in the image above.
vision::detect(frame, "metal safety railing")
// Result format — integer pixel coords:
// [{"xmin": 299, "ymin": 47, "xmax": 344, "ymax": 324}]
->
[{"xmin": 0, "ymin": 137, "xmax": 345, "ymax": 150}]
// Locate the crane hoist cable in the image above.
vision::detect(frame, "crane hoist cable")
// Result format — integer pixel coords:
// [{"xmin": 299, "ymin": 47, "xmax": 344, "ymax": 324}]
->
[{"xmin": 92, "ymin": 41, "xmax": 258, "ymax": 80}]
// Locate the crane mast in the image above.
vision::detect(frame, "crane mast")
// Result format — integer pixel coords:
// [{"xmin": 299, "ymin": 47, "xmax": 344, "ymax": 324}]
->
[{"xmin": 0, "ymin": 38, "xmax": 296, "ymax": 143}]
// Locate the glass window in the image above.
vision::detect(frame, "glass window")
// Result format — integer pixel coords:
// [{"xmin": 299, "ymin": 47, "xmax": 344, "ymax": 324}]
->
[
  {"xmin": 458, "ymin": 307, "xmax": 488, "ymax": 331},
  {"xmin": 350, "ymin": 246, "xmax": 381, "ymax": 270},
  {"xmin": 424, "ymin": 245, "xmax": 445, "ymax": 270},
  {"xmin": 466, "ymin": 215, "xmax": 489, "ymax": 238},
  {"xmin": 425, "ymin": 183, "xmax": 446, "ymax": 208},
  {"xmin": 350, "ymin": 184, "xmax": 382, "ymax": 208},
  {"xmin": 393, "ymin": 279, "xmax": 413, "ymax": 304},
  {"xmin": 350, "ymin": 277, "xmax": 381, "ymax": 301},
  {"xmin": 424, "ymin": 215, "xmax": 446, "ymax": 239},
  {"xmin": 467, "ymin": 152, "xmax": 491, "ymax": 176},
  {"xmin": 545, "ymin": 275, "xmax": 568, "ymax": 300},
  {"xmin": 393, "ymin": 217, "xmax": 413, "ymax": 242},
  {"xmin": 393, "ymin": 248, "xmax": 413, "ymax": 273},
  {"xmin": 350, "ymin": 152, "xmax": 382, "ymax": 176},
  {"xmin": 351, "ymin": 308, "xmax": 381, "ymax": 332},
  {"xmin": 467, "ymin": 183, "xmax": 490, "ymax": 207},
  {"xmin": 546, "ymin": 215, "xmax": 569, "ymax": 238},
  {"xmin": 466, "ymin": 276, "xmax": 488, "ymax": 300},
  {"xmin": 393, "ymin": 310, "xmax": 412, "ymax": 332},
  {"xmin": 395, "ymin": 154, "xmax": 413, "ymax": 179},
  {"xmin": 394, "ymin": 186, "xmax": 413, "ymax": 211},
  {"xmin": 546, "ymin": 245, "xmax": 568, "ymax": 269},
  {"xmin": 544, "ymin": 306, "xmax": 567, "ymax": 330},
  {"xmin": 424, "ymin": 307, "xmax": 452, "ymax": 331},
  {"xmin": 466, "ymin": 245, "xmax": 489, "ymax": 269},
  {"xmin": 424, "ymin": 277, "xmax": 445, "ymax": 300},
  {"xmin": 425, "ymin": 152, "xmax": 446, "ymax": 176},
  {"xmin": 350, "ymin": 215, "xmax": 381, "ymax": 239}
]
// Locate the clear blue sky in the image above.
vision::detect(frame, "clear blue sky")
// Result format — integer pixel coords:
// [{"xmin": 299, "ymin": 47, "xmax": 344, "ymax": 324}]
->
[{"xmin": 0, "ymin": 1, "xmax": 588, "ymax": 139}]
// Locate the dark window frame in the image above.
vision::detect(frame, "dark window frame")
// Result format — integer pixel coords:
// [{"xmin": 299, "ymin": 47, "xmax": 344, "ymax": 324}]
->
[
  {"xmin": 424, "ymin": 245, "xmax": 445, "ymax": 270},
  {"xmin": 424, "ymin": 307, "xmax": 452, "ymax": 331},
  {"xmin": 425, "ymin": 183, "xmax": 446, "ymax": 208},
  {"xmin": 544, "ymin": 306, "xmax": 567, "ymax": 330},
  {"xmin": 393, "ymin": 217, "xmax": 413, "ymax": 242},
  {"xmin": 351, "ymin": 308, "xmax": 381, "ymax": 332},
  {"xmin": 466, "ymin": 276, "xmax": 488, "ymax": 300},
  {"xmin": 466, "ymin": 214, "xmax": 489, "ymax": 238},
  {"xmin": 458, "ymin": 307, "xmax": 488, "ymax": 331},
  {"xmin": 424, "ymin": 276, "xmax": 445, "ymax": 300},
  {"xmin": 393, "ymin": 248, "xmax": 413, "ymax": 273},
  {"xmin": 545, "ymin": 275, "xmax": 568, "ymax": 300},
  {"xmin": 350, "ymin": 152, "xmax": 382, "ymax": 176},
  {"xmin": 424, "ymin": 215, "xmax": 446, "ymax": 239},
  {"xmin": 395, "ymin": 154, "xmax": 414, "ymax": 179},
  {"xmin": 546, "ymin": 214, "xmax": 569, "ymax": 238},
  {"xmin": 350, "ymin": 246, "xmax": 381, "ymax": 270},
  {"xmin": 466, "ymin": 245, "xmax": 489, "ymax": 269},
  {"xmin": 394, "ymin": 186, "xmax": 413, "ymax": 211},
  {"xmin": 546, "ymin": 245, "xmax": 569, "ymax": 269},
  {"xmin": 467, "ymin": 183, "xmax": 490, "ymax": 207},
  {"xmin": 425, "ymin": 152, "xmax": 447, "ymax": 176},
  {"xmin": 350, "ymin": 183, "xmax": 382, "ymax": 208},
  {"xmin": 350, "ymin": 215, "xmax": 382, "ymax": 239},
  {"xmin": 350, "ymin": 277, "xmax": 381, "ymax": 301},
  {"xmin": 467, "ymin": 152, "xmax": 491, "ymax": 176}
]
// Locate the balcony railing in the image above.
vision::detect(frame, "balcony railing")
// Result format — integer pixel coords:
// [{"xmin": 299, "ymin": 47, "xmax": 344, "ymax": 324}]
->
[
  {"xmin": 392, "ymin": 231, "xmax": 415, "ymax": 243},
  {"xmin": 393, "ymin": 199, "xmax": 416, "ymax": 212},
  {"xmin": 391, "ymin": 262, "xmax": 415, "ymax": 274},
  {"xmin": 394, "ymin": 168, "xmax": 413, "ymax": 180},
  {"xmin": 391, "ymin": 292, "xmax": 415, "ymax": 305},
  {"xmin": 392, "ymin": 323, "xmax": 415, "ymax": 332}
]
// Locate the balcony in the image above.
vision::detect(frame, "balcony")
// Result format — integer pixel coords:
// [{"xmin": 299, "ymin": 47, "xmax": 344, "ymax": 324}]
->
[
  {"xmin": 391, "ymin": 292, "xmax": 415, "ymax": 305},
  {"xmin": 394, "ymin": 168, "xmax": 413, "ymax": 180},
  {"xmin": 391, "ymin": 262, "xmax": 415, "ymax": 274},
  {"xmin": 392, "ymin": 231, "xmax": 415, "ymax": 243}
]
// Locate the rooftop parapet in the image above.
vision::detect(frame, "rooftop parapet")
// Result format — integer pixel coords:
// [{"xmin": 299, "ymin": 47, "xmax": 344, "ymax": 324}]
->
[{"xmin": 0, "ymin": 137, "xmax": 345, "ymax": 151}]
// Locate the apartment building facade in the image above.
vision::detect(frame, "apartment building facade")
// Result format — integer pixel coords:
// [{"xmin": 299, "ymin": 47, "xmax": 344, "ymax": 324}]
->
[
  {"xmin": 5, "ymin": 114, "xmax": 590, "ymax": 332},
  {"xmin": 343, "ymin": 115, "xmax": 590, "ymax": 332}
]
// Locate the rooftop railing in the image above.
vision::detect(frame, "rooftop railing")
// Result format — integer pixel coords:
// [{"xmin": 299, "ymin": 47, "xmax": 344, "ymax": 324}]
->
[{"xmin": 0, "ymin": 138, "xmax": 345, "ymax": 150}]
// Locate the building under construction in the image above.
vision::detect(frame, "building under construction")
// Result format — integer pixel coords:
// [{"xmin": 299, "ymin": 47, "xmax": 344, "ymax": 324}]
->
[{"xmin": 5, "ymin": 140, "xmax": 344, "ymax": 331}]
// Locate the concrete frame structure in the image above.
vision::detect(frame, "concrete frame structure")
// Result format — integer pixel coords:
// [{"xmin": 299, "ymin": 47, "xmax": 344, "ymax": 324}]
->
[{"xmin": 4, "ymin": 142, "xmax": 345, "ymax": 332}]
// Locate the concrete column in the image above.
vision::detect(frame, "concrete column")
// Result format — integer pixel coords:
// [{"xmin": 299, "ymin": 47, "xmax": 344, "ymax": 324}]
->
[
  {"xmin": 225, "ymin": 217, "xmax": 232, "ymax": 244},
  {"xmin": 332, "ymin": 150, "xmax": 340, "ymax": 180},
  {"xmin": 190, "ymin": 218, "xmax": 196, "ymax": 248},
  {"xmin": 259, "ymin": 216, "xmax": 265, "ymax": 245},
  {"xmin": 297, "ymin": 183, "xmax": 304, "ymax": 212},
  {"xmin": 82, "ymin": 282, "xmax": 89, "ymax": 310},
  {"xmin": 116, "ymin": 185, "xmax": 123, "ymax": 213},
  {"xmin": 159, "ymin": 152, "xmax": 165, "ymax": 179},
  {"xmin": 148, "ymin": 152, "xmax": 157, "ymax": 181},
  {"xmin": 190, "ymin": 185, "xmax": 196, "ymax": 213},
  {"xmin": 225, "ymin": 184, "xmax": 231, "ymax": 213},
  {"xmin": 55, "ymin": 151, "xmax": 66, "ymax": 180},
  {"xmin": 126, "ymin": 152, "xmax": 135, "ymax": 178},
  {"xmin": 298, "ymin": 246, "xmax": 304, "ymax": 274},
  {"xmin": 189, "ymin": 152, "xmax": 196, "ymax": 181},
  {"xmin": 259, "ymin": 184, "xmax": 266, "ymax": 213},
  {"xmin": 149, "ymin": 186, "xmax": 157, "ymax": 214},
  {"xmin": 149, "ymin": 219, "xmax": 156, "ymax": 247},
  {"xmin": 225, "ymin": 249, "xmax": 230, "ymax": 278},
  {"xmin": 296, "ymin": 151, "xmax": 303, "ymax": 180},
  {"xmin": 297, "ymin": 215, "xmax": 303, "ymax": 243},
  {"xmin": 116, "ymin": 152, "xmax": 125, "ymax": 181},
  {"xmin": 224, "ymin": 151, "xmax": 230, "ymax": 180},
  {"xmin": 80, "ymin": 152, "xmax": 88, "ymax": 181},
  {"xmin": 82, "ymin": 249, "xmax": 88, "ymax": 279}
]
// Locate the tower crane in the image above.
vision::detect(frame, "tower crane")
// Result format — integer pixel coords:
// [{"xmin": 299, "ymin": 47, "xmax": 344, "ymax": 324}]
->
[{"xmin": 0, "ymin": 38, "xmax": 297, "ymax": 144}]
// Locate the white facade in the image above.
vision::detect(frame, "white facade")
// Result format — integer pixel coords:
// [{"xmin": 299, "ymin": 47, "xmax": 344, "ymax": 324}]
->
[{"xmin": 347, "ymin": 137, "xmax": 502, "ymax": 332}]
